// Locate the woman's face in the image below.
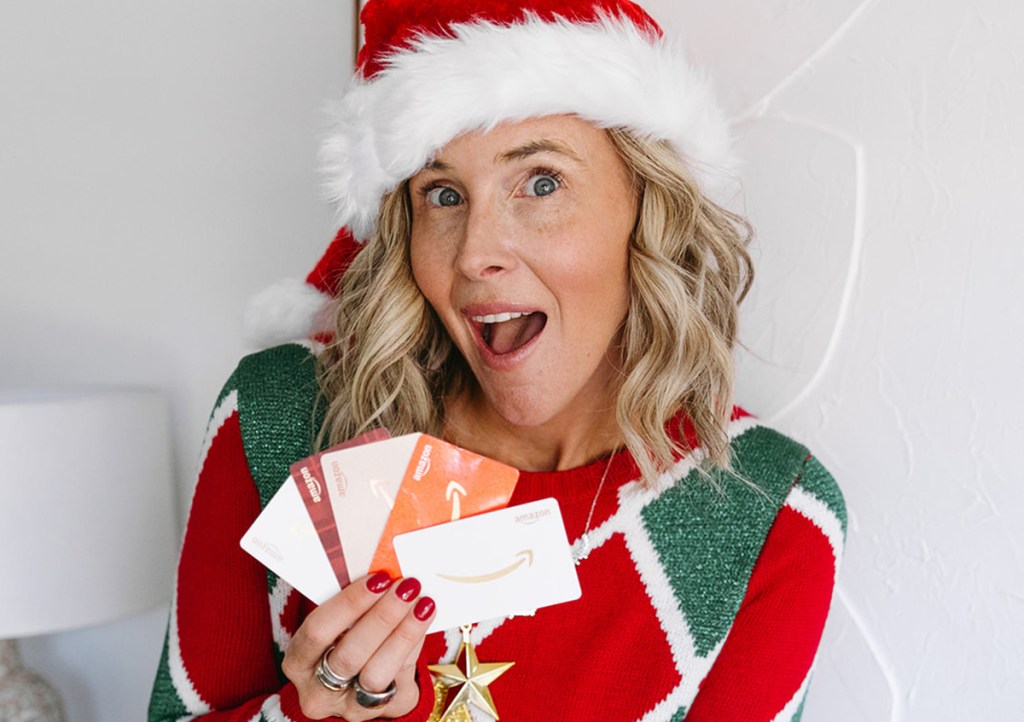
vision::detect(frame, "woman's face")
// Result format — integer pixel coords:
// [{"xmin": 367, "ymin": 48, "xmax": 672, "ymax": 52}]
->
[{"xmin": 409, "ymin": 115, "xmax": 637, "ymax": 432}]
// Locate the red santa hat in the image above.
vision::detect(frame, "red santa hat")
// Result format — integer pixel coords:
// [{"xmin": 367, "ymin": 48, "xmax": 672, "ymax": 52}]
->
[{"xmin": 245, "ymin": 0, "xmax": 735, "ymax": 347}]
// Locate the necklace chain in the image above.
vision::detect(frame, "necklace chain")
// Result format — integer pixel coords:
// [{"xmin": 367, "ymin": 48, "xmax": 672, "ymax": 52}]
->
[{"xmin": 572, "ymin": 448, "xmax": 617, "ymax": 565}]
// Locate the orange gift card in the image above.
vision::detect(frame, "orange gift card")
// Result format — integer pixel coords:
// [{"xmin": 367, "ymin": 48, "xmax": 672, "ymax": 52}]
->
[{"xmin": 370, "ymin": 434, "xmax": 519, "ymax": 578}]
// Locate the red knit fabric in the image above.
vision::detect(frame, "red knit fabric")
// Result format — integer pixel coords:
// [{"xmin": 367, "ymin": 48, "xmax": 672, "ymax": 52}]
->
[
  {"xmin": 175, "ymin": 412, "xmax": 280, "ymax": 709},
  {"xmin": 358, "ymin": 0, "xmax": 662, "ymax": 78},
  {"xmin": 685, "ymin": 504, "xmax": 837, "ymax": 720}
]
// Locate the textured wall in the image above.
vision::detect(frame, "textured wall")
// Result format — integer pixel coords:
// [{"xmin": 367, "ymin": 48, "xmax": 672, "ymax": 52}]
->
[
  {"xmin": 642, "ymin": 0, "xmax": 1024, "ymax": 719},
  {"xmin": 3, "ymin": 1, "xmax": 1021, "ymax": 720}
]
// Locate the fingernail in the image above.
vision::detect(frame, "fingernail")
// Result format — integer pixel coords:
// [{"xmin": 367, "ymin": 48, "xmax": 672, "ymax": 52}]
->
[
  {"xmin": 413, "ymin": 596, "xmax": 435, "ymax": 621},
  {"xmin": 395, "ymin": 577, "xmax": 421, "ymax": 602},
  {"xmin": 366, "ymin": 571, "xmax": 393, "ymax": 594}
]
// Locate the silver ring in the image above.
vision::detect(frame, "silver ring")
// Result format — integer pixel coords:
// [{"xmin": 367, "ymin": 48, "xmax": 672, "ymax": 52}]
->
[
  {"xmin": 352, "ymin": 676, "xmax": 397, "ymax": 709},
  {"xmin": 314, "ymin": 646, "xmax": 355, "ymax": 692}
]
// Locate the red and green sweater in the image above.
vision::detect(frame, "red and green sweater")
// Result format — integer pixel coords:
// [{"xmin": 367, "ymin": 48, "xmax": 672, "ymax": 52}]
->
[{"xmin": 148, "ymin": 343, "xmax": 846, "ymax": 722}]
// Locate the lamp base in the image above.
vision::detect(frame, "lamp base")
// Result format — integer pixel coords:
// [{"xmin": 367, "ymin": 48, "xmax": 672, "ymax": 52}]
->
[{"xmin": 0, "ymin": 639, "xmax": 67, "ymax": 722}]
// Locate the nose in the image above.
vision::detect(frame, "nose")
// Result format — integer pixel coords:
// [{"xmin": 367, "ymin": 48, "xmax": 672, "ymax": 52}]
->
[{"xmin": 454, "ymin": 200, "xmax": 517, "ymax": 279}]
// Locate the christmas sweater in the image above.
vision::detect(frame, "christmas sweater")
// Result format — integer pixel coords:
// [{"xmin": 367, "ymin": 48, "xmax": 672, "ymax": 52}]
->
[{"xmin": 149, "ymin": 343, "xmax": 846, "ymax": 722}]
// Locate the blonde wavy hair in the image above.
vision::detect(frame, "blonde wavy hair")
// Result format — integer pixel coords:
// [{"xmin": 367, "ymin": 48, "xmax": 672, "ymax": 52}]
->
[{"xmin": 316, "ymin": 127, "xmax": 753, "ymax": 487}]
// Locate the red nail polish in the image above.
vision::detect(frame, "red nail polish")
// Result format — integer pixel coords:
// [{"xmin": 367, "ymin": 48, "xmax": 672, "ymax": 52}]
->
[
  {"xmin": 366, "ymin": 571, "xmax": 393, "ymax": 594},
  {"xmin": 395, "ymin": 577, "xmax": 421, "ymax": 602},
  {"xmin": 413, "ymin": 596, "xmax": 435, "ymax": 621}
]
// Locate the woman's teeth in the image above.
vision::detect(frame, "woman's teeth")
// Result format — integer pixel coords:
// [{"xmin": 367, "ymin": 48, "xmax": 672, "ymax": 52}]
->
[{"xmin": 471, "ymin": 311, "xmax": 528, "ymax": 324}]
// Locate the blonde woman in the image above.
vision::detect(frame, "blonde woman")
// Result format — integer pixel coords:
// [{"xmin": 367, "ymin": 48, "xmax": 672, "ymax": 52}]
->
[{"xmin": 149, "ymin": 2, "xmax": 846, "ymax": 721}]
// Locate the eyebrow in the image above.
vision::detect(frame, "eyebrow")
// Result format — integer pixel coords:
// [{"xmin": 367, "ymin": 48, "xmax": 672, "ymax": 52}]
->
[
  {"xmin": 422, "ymin": 157, "xmax": 451, "ymax": 171},
  {"xmin": 422, "ymin": 138, "xmax": 585, "ymax": 172},
  {"xmin": 497, "ymin": 139, "xmax": 584, "ymax": 165}
]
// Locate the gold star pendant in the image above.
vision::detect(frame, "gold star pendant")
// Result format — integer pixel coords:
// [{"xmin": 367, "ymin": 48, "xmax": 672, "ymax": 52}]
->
[{"xmin": 428, "ymin": 625, "xmax": 514, "ymax": 721}]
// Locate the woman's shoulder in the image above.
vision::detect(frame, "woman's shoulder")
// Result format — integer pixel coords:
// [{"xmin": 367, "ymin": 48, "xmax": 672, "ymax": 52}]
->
[
  {"xmin": 627, "ymin": 414, "xmax": 846, "ymax": 657},
  {"xmin": 214, "ymin": 342, "xmax": 322, "ymax": 504},
  {"xmin": 223, "ymin": 341, "xmax": 319, "ymax": 394},
  {"xmin": 725, "ymin": 413, "xmax": 847, "ymax": 537},
  {"xmin": 639, "ymin": 412, "xmax": 846, "ymax": 562}
]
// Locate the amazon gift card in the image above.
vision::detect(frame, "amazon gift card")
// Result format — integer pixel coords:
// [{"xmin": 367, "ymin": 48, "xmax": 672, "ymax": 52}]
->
[
  {"xmin": 367, "ymin": 433, "xmax": 520, "ymax": 579},
  {"xmin": 393, "ymin": 497, "xmax": 582, "ymax": 633},
  {"xmin": 242, "ymin": 431, "xmax": 522, "ymax": 605}
]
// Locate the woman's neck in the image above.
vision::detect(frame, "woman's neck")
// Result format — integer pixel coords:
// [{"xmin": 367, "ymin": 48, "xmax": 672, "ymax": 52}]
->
[{"xmin": 442, "ymin": 391, "xmax": 623, "ymax": 472}]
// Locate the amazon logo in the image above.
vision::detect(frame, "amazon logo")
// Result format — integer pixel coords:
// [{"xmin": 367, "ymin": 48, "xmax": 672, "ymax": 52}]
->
[
  {"xmin": 436, "ymin": 550, "xmax": 534, "ymax": 584},
  {"xmin": 413, "ymin": 444, "xmax": 433, "ymax": 480}
]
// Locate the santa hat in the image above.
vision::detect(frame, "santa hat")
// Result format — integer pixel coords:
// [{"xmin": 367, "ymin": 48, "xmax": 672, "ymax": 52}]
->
[{"xmin": 245, "ymin": 0, "xmax": 735, "ymax": 347}]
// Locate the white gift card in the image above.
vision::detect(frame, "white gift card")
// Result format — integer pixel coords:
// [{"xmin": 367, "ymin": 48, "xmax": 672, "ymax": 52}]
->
[
  {"xmin": 240, "ymin": 480, "xmax": 340, "ymax": 604},
  {"xmin": 393, "ymin": 497, "xmax": 581, "ymax": 633}
]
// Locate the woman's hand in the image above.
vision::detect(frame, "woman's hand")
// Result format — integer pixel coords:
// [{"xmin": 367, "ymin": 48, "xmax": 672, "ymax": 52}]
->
[{"xmin": 282, "ymin": 572, "xmax": 436, "ymax": 721}]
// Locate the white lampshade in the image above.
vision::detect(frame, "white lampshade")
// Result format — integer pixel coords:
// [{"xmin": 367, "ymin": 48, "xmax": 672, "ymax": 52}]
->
[{"xmin": 0, "ymin": 389, "xmax": 179, "ymax": 638}]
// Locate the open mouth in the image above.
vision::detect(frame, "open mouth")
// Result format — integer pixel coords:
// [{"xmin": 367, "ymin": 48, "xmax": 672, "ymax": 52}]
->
[{"xmin": 473, "ymin": 311, "xmax": 548, "ymax": 355}]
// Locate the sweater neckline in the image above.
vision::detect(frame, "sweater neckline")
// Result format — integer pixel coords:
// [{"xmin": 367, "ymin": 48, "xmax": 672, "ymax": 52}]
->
[
  {"xmin": 506, "ymin": 409, "xmax": 701, "ymax": 501},
  {"xmin": 513, "ymin": 448, "xmax": 642, "ymax": 502}
]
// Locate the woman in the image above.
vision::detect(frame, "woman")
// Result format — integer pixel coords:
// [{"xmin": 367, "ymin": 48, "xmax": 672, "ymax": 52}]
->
[{"xmin": 149, "ymin": 1, "xmax": 846, "ymax": 721}]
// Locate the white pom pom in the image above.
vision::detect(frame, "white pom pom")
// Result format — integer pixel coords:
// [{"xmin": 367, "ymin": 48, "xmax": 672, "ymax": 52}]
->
[{"xmin": 243, "ymin": 278, "xmax": 333, "ymax": 349}]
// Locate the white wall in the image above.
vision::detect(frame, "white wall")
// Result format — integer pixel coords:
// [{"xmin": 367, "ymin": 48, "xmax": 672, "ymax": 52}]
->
[
  {"xmin": 641, "ymin": 0, "xmax": 1024, "ymax": 719},
  {"xmin": 3, "ymin": 1, "xmax": 1022, "ymax": 720},
  {"xmin": 2, "ymin": 2, "xmax": 348, "ymax": 720}
]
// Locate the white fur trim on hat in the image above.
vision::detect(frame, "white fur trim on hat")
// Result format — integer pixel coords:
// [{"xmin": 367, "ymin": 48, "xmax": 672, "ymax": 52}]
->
[
  {"xmin": 242, "ymin": 278, "xmax": 333, "ymax": 348},
  {"xmin": 321, "ymin": 13, "xmax": 736, "ymax": 241}
]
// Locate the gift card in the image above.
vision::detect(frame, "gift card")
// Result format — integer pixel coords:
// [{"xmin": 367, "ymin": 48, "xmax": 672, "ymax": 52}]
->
[
  {"xmin": 317, "ymin": 434, "xmax": 421, "ymax": 583},
  {"xmin": 291, "ymin": 428, "xmax": 392, "ymax": 588},
  {"xmin": 243, "ymin": 432, "xmax": 520, "ymax": 608},
  {"xmin": 370, "ymin": 434, "xmax": 519, "ymax": 578},
  {"xmin": 239, "ymin": 479, "xmax": 340, "ymax": 604},
  {"xmin": 393, "ymin": 498, "xmax": 582, "ymax": 633}
]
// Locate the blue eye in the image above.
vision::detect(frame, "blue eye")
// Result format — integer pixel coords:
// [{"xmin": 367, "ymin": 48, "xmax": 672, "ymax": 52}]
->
[
  {"xmin": 426, "ymin": 186, "xmax": 462, "ymax": 207},
  {"xmin": 525, "ymin": 174, "xmax": 559, "ymax": 197}
]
